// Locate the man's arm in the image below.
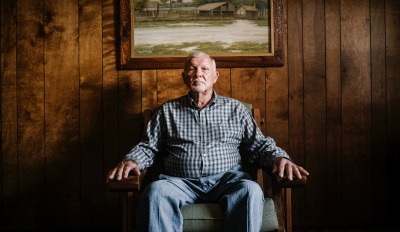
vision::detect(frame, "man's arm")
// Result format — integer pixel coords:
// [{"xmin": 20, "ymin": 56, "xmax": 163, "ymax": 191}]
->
[
  {"xmin": 240, "ymin": 104, "xmax": 309, "ymax": 179},
  {"xmin": 107, "ymin": 107, "xmax": 165, "ymax": 181}
]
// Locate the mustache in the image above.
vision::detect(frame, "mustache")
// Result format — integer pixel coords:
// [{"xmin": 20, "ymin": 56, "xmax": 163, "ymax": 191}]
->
[{"xmin": 190, "ymin": 77, "xmax": 205, "ymax": 84}]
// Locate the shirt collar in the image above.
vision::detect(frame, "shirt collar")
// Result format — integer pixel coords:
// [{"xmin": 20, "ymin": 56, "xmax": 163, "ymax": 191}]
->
[{"xmin": 187, "ymin": 90, "xmax": 219, "ymax": 109}]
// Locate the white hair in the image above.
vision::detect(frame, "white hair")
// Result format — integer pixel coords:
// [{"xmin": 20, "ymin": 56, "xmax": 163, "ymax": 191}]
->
[{"xmin": 184, "ymin": 52, "xmax": 216, "ymax": 71}]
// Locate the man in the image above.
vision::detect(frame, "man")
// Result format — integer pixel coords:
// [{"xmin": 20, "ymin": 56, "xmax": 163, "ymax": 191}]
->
[{"xmin": 108, "ymin": 52, "xmax": 309, "ymax": 232}]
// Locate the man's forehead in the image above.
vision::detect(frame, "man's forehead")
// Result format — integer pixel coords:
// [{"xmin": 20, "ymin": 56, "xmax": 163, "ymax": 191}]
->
[{"xmin": 188, "ymin": 56, "xmax": 212, "ymax": 66}]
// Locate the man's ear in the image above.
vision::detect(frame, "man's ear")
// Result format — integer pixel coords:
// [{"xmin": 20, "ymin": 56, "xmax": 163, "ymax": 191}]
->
[{"xmin": 214, "ymin": 71, "xmax": 219, "ymax": 83}]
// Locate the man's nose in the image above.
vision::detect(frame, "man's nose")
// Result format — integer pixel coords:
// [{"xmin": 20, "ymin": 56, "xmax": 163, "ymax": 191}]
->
[{"xmin": 194, "ymin": 68, "xmax": 202, "ymax": 76}]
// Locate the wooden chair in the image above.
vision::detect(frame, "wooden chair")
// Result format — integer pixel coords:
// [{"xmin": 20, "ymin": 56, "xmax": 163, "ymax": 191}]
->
[{"xmin": 108, "ymin": 105, "xmax": 307, "ymax": 232}]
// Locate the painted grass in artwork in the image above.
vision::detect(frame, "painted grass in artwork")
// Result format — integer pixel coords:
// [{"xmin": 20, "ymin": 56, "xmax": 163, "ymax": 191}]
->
[
  {"xmin": 134, "ymin": 41, "xmax": 270, "ymax": 56},
  {"xmin": 134, "ymin": 19, "xmax": 238, "ymax": 28}
]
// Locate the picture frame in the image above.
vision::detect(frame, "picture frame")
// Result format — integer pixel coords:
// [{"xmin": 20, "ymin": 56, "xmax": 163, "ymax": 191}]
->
[{"xmin": 118, "ymin": 0, "xmax": 284, "ymax": 69}]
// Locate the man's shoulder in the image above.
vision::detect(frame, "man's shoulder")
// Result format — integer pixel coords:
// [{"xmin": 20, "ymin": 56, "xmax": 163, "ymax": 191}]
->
[
  {"xmin": 215, "ymin": 94, "xmax": 241, "ymax": 104},
  {"xmin": 162, "ymin": 95, "xmax": 187, "ymax": 106},
  {"xmin": 215, "ymin": 95, "xmax": 248, "ymax": 108},
  {"xmin": 154, "ymin": 95, "xmax": 188, "ymax": 112}
]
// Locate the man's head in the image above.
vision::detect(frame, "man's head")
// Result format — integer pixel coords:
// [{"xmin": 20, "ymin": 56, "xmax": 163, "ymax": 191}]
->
[{"xmin": 182, "ymin": 52, "xmax": 219, "ymax": 95}]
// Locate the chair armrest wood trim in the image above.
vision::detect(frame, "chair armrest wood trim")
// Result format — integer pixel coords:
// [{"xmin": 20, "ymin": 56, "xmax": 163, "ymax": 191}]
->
[
  {"xmin": 269, "ymin": 172, "xmax": 307, "ymax": 188},
  {"xmin": 107, "ymin": 169, "xmax": 148, "ymax": 192}
]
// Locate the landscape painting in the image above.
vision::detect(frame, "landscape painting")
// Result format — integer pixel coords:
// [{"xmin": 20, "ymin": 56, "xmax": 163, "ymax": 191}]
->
[{"xmin": 130, "ymin": 0, "xmax": 272, "ymax": 57}]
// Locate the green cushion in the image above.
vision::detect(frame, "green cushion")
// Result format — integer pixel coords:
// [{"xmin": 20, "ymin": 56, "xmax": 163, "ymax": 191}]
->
[{"xmin": 182, "ymin": 198, "xmax": 278, "ymax": 232}]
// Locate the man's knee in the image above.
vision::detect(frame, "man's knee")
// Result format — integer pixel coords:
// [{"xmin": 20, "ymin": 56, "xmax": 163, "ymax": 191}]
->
[
  {"xmin": 143, "ymin": 180, "xmax": 175, "ymax": 199},
  {"xmin": 239, "ymin": 180, "xmax": 264, "ymax": 199}
]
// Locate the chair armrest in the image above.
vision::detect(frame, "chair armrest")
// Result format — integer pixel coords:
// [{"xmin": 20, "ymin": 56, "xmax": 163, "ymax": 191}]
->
[
  {"xmin": 267, "ymin": 172, "xmax": 307, "ymax": 188},
  {"xmin": 107, "ymin": 169, "xmax": 148, "ymax": 192}
]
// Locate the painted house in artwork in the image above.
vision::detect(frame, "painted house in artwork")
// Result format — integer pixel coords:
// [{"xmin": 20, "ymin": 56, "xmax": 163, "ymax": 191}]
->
[
  {"xmin": 237, "ymin": 5, "xmax": 258, "ymax": 19},
  {"xmin": 195, "ymin": 2, "xmax": 237, "ymax": 17},
  {"xmin": 143, "ymin": 1, "xmax": 160, "ymax": 16}
]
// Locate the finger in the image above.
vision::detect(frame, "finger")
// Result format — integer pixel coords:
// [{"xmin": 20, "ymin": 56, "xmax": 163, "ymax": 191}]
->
[
  {"xmin": 293, "ymin": 166, "xmax": 303, "ymax": 179},
  {"xmin": 132, "ymin": 165, "xmax": 141, "ymax": 176},
  {"xmin": 107, "ymin": 168, "xmax": 117, "ymax": 181},
  {"xmin": 279, "ymin": 160, "xmax": 286, "ymax": 178},
  {"xmin": 286, "ymin": 163, "xmax": 293, "ymax": 180},
  {"xmin": 122, "ymin": 161, "xmax": 135, "ymax": 178},
  {"xmin": 116, "ymin": 162, "xmax": 126, "ymax": 180},
  {"xmin": 298, "ymin": 166, "xmax": 310, "ymax": 176}
]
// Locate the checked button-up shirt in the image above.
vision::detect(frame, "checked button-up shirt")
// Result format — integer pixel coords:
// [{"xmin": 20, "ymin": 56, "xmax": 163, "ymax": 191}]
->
[{"xmin": 124, "ymin": 92, "xmax": 290, "ymax": 178}]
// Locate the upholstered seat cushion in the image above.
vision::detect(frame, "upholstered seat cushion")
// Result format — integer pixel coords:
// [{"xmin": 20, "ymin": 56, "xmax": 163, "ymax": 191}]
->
[{"xmin": 182, "ymin": 197, "xmax": 278, "ymax": 232}]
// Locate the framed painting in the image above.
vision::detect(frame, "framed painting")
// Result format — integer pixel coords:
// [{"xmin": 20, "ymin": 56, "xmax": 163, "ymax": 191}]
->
[{"xmin": 119, "ymin": 0, "xmax": 284, "ymax": 69}]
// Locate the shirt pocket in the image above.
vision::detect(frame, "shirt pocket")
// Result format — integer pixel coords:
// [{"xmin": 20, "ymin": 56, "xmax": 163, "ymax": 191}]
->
[{"xmin": 205, "ymin": 122, "xmax": 242, "ymax": 145}]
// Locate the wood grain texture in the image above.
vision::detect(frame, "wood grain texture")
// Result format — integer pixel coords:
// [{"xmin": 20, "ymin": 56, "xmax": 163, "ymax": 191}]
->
[
  {"xmin": 16, "ymin": 0, "xmax": 46, "ymax": 229},
  {"xmin": 303, "ymin": 0, "xmax": 326, "ymax": 224},
  {"xmin": 1, "ymin": 0, "xmax": 400, "ymax": 230},
  {"xmin": 157, "ymin": 69, "xmax": 187, "ymax": 105},
  {"xmin": 119, "ymin": 71, "xmax": 142, "ymax": 156},
  {"xmin": 214, "ymin": 68, "xmax": 231, "ymax": 98},
  {"xmin": 1, "ymin": 0, "xmax": 18, "ymax": 229},
  {"xmin": 231, "ymin": 68, "xmax": 266, "ymax": 133},
  {"xmin": 78, "ymin": 0, "xmax": 104, "ymax": 229},
  {"xmin": 287, "ymin": 0, "xmax": 305, "ymax": 225},
  {"xmin": 142, "ymin": 70, "xmax": 157, "ymax": 111},
  {"xmin": 102, "ymin": 0, "xmax": 121, "ymax": 228},
  {"xmin": 385, "ymin": 0, "xmax": 400, "ymax": 224},
  {"xmin": 370, "ymin": 0, "xmax": 387, "ymax": 224},
  {"xmin": 44, "ymin": 0, "xmax": 80, "ymax": 229},
  {"xmin": 325, "ymin": 0, "xmax": 342, "ymax": 225},
  {"xmin": 340, "ymin": 0, "xmax": 372, "ymax": 223}
]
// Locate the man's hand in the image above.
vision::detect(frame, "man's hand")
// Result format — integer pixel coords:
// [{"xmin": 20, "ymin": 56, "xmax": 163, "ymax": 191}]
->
[
  {"xmin": 106, "ymin": 160, "xmax": 141, "ymax": 182},
  {"xmin": 272, "ymin": 158, "xmax": 309, "ymax": 181}
]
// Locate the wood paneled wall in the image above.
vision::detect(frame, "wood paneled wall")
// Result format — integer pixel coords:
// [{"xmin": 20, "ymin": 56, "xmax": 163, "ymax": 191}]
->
[{"xmin": 1, "ymin": 0, "xmax": 399, "ymax": 231}]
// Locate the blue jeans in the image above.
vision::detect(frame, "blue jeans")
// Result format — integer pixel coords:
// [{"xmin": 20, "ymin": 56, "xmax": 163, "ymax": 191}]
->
[{"xmin": 136, "ymin": 165, "xmax": 264, "ymax": 232}]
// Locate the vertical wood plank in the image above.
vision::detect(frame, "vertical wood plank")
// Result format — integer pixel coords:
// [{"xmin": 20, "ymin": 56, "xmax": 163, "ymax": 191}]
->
[
  {"xmin": 157, "ymin": 69, "xmax": 187, "ymax": 105},
  {"xmin": 287, "ymin": 0, "xmax": 305, "ymax": 225},
  {"xmin": 1, "ymin": 0, "xmax": 18, "ymax": 229},
  {"xmin": 214, "ymin": 68, "xmax": 231, "ymax": 97},
  {"xmin": 16, "ymin": 0, "xmax": 46, "ymax": 229},
  {"xmin": 370, "ymin": 0, "xmax": 387, "ymax": 224},
  {"xmin": 385, "ymin": 0, "xmax": 400, "ymax": 224},
  {"xmin": 231, "ymin": 68, "xmax": 266, "ymax": 133},
  {"xmin": 79, "ymin": 0, "xmax": 104, "ymax": 229},
  {"xmin": 44, "ymin": 0, "xmax": 81, "ymax": 229},
  {"xmin": 341, "ymin": 0, "xmax": 372, "ymax": 223},
  {"xmin": 142, "ymin": 70, "xmax": 157, "ymax": 111},
  {"xmin": 267, "ymin": 2, "xmax": 290, "ymax": 228},
  {"xmin": 303, "ymin": 0, "xmax": 326, "ymax": 225},
  {"xmin": 119, "ymin": 71, "xmax": 142, "ymax": 156},
  {"xmin": 325, "ymin": 0, "xmax": 342, "ymax": 225},
  {"xmin": 265, "ymin": 16, "xmax": 289, "ymax": 150},
  {"xmin": 102, "ymin": 0, "xmax": 121, "ymax": 228}
]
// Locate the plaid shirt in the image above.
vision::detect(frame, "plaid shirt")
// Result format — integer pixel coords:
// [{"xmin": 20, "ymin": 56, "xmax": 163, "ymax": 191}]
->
[{"xmin": 124, "ymin": 93, "xmax": 290, "ymax": 178}]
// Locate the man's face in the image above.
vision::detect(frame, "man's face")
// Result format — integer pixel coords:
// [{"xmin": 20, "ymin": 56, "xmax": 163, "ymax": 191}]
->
[{"xmin": 182, "ymin": 55, "xmax": 218, "ymax": 94}]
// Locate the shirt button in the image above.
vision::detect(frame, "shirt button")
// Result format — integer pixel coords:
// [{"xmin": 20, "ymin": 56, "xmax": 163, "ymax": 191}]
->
[{"xmin": 202, "ymin": 153, "xmax": 207, "ymax": 157}]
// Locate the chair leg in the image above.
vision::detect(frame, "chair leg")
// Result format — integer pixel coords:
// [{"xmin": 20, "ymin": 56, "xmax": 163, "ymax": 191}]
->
[
  {"xmin": 285, "ymin": 189, "xmax": 292, "ymax": 232},
  {"xmin": 121, "ymin": 192, "xmax": 128, "ymax": 232}
]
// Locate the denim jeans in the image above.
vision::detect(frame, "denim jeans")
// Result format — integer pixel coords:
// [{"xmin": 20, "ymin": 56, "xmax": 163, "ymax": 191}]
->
[{"xmin": 136, "ymin": 165, "xmax": 264, "ymax": 232}]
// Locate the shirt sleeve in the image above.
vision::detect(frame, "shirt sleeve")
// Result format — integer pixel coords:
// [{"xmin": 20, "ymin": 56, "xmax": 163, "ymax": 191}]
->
[
  {"xmin": 239, "ymin": 104, "xmax": 291, "ymax": 170},
  {"xmin": 123, "ymin": 107, "xmax": 165, "ymax": 170}
]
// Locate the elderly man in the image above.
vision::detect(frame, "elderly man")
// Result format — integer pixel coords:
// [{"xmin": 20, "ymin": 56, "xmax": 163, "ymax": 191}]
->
[{"xmin": 108, "ymin": 52, "xmax": 309, "ymax": 232}]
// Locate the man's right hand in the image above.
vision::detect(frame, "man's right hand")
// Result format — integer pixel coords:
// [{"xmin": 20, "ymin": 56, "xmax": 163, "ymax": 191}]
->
[{"xmin": 106, "ymin": 160, "xmax": 141, "ymax": 182}]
